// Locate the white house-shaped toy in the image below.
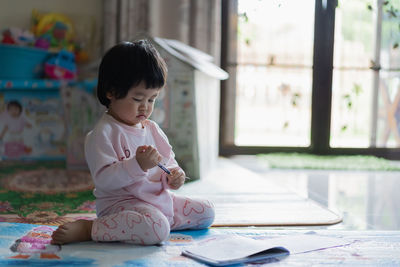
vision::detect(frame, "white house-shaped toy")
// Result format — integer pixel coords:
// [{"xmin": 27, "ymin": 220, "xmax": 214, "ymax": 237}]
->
[{"xmin": 149, "ymin": 37, "xmax": 228, "ymax": 180}]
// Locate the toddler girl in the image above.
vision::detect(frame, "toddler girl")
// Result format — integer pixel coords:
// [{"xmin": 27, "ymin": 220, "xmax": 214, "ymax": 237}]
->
[{"xmin": 51, "ymin": 40, "xmax": 215, "ymax": 246}]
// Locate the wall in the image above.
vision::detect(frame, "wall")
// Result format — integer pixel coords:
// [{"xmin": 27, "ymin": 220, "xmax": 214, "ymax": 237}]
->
[{"xmin": 0, "ymin": 0, "xmax": 103, "ymax": 60}]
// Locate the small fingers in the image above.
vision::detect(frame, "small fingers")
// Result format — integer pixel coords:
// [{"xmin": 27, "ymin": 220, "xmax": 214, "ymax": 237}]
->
[
  {"xmin": 168, "ymin": 171, "xmax": 185, "ymax": 189},
  {"xmin": 148, "ymin": 150, "xmax": 162, "ymax": 164},
  {"xmin": 142, "ymin": 146, "xmax": 153, "ymax": 156},
  {"xmin": 138, "ymin": 145, "xmax": 156, "ymax": 155}
]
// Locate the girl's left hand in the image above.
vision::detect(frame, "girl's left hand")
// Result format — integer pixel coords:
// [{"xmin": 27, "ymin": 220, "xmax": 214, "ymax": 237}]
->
[{"xmin": 167, "ymin": 168, "xmax": 185, "ymax": 190}]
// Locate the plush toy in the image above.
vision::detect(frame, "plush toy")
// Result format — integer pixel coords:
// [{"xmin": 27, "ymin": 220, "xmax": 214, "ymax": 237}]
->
[
  {"xmin": 32, "ymin": 10, "xmax": 75, "ymax": 52},
  {"xmin": 1, "ymin": 29, "xmax": 16, "ymax": 44},
  {"xmin": 31, "ymin": 9, "xmax": 91, "ymax": 63},
  {"xmin": 1, "ymin": 28, "xmax": 34, "ymax": 46},
  {"xmin": 34, "ymin": 34, "xmax": 51, "ymax": 50}
]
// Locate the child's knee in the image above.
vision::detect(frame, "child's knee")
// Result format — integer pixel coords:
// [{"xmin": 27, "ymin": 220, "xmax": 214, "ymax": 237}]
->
[
  {"xmin": 116, "ymin": 210, "xmax": 171, "ymax": 245},
  {"xmin": 194, "ymin": 200, "xmax": 215, "ymax": 229},
  {"xmin": 141, "ymin": 214, "xmax": 170, "ymax": 245}
]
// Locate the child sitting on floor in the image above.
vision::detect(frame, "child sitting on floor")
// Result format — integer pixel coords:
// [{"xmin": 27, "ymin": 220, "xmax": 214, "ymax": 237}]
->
[{"xmin": 51, "ymin": 40, "xmax": 215, "ymax": 245}]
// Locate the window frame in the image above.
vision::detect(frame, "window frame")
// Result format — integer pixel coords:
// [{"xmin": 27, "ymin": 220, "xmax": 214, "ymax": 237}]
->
[{"xmin": 219, "ymin": 0, "xmax": 400, "ymax": 159}]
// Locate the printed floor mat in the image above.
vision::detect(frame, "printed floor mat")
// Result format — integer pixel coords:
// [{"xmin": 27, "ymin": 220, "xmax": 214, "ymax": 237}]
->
[
  {"xmin": 0, "ymin": 159, "xmax": 342, "ymax": 227},
  {"xmin": 1, "ymin": 222, "xmax": 400, "ymax": 266},
  {"xmin": 0, "ymin": 161, "xmax": 96, "ymax": 225}
]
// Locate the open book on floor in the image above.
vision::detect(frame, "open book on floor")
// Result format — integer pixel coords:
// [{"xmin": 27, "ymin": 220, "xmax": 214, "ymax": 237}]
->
[{"xmin": 181, "ymin": 234, "xmax": 352, "ymax": 266}]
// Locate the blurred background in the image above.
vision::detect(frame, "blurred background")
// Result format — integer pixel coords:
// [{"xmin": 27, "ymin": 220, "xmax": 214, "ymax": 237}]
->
[{"xmin": 1, "ymin": 0, "xmax": 400, "ymax": 160}]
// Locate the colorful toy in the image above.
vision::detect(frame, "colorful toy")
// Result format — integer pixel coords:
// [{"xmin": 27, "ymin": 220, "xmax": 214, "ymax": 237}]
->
[
  {"xmin": 44, "ymin": 50, "xmax": 77, "ymax": 80},
  {"xmin": 9, "ymin": 226, "xmax": 61, "ymax": 260},
  {"xmin": 1, "ymin": 28, "xmax": 34, "ymax": 46},
  {"xmin": 31, "ymin": 9, "xmax": 92, "ymax": 63},
  {"xmin": 32, "ymin": 10, "xmax": 75, "ymax": 52},
  {"xmin": 74, "ymin": 44, "xmax": 90, "ymax": 63},
  {"xmin": 2, "ymin": 29, "xmax": 16, "ymax": 44},
  {"xmin": 34, "ymin": 34, "xmax": 51, "ymax": 50}
]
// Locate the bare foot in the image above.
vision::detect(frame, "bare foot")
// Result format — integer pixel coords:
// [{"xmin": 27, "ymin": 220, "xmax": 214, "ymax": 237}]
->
[{"xmin": 51, "ymin": 219, "xmax": 93, "ymax": 245}]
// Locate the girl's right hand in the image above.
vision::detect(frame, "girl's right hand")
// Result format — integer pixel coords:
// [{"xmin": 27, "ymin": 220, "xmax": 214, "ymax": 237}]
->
[{"xmin": 136, "ymin": 145, "xmax": 162, "ymax": 172}]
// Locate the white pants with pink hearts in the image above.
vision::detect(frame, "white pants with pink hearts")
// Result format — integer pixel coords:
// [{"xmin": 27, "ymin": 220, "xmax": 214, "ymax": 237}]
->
[{"xmin": 91, "ymin": 194, "xmax": 215, "ymax": 245}]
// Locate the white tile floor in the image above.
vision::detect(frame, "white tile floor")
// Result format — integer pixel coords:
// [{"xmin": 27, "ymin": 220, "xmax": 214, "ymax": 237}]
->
[
  {"xmin": 178, "ymin": 158, "xmax": 342, "ymax": 227},
  {"xmin": 230, "ymin": 155, "xmax": 400, "ymax": 231}
]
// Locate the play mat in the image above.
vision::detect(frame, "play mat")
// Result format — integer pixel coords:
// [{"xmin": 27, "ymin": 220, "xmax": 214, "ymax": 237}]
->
[
  {"xmin": 1, "ymin": 222, "xmax": 400, "ymax": 266},
  {"xmin": 0, "ymin": 161, "xmax": 96, "ymax": 225}
]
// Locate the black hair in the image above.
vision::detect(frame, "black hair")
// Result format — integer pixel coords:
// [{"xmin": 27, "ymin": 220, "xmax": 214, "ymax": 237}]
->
[
  {"xmin": 7, "ymin": 100, "xmax": 22, "ymax": 113},
  {"xmin": 97, "ymin": 40, "xmax": 168, "ymax": 108}
]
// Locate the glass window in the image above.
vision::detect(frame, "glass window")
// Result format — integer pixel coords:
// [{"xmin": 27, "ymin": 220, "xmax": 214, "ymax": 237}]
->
[
  {"xmin": 331, "ymin": 0, "xmax": 375, "ymax": 148},
  {"xmin": 234, "ymin": 0, "xmax": 315, "ymax": 147},
  {"xmin": 331, "ymin": 0, "xmax": 400, "ymax": 148},
  {"xmin": 376, "ymin": 0, "xmax": 400, "ymax": 148}
]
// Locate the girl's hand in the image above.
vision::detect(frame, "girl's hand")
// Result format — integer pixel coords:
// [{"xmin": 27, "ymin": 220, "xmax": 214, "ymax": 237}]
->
[
  {"xmin": 136, "ymin": 145, "xmax": 162, "ymax": 172},
  {"xmin": 167, "ymin": 167, "xmax": 185, "ymax": 190}
]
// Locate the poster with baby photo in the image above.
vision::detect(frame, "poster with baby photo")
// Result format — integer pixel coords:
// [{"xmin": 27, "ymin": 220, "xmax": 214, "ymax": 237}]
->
[{"xmin": 0, "ymin": 89, "xmax": 66, "ymax": 160}]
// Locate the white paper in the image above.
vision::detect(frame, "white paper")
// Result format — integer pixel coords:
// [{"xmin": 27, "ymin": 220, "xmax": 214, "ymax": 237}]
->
[
  {"xmin": 185, "ymin": 235, "xmax": 279, "ymax": 261},
  {"xmin": 264, "ymin": 234, "xmax": 353, "ymax": 254},
  {"xmin": 183, "ymin": 234, "xmax": 352, "ymax": 262}
]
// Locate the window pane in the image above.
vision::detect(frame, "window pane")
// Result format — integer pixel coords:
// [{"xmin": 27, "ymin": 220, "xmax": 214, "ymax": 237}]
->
[
  {"xmin": 235, "ymin": 0, "xmax": 314, "ymax": 147},
  {"xmin": 331, "ymin": 0, "xmax": 374, "ymax": 148},
  {"xmin": 331, "ymin": 70, "xmax": 374, "ymax": 147},
  {"xmin": 376, "ymin": 0, "xmax": 400, "ymax": 148},
  {"xmin": 376, "ymin": 71, "xmax": 400, "ymax": 147},
  {"xmin": 380, "ymin": 0, "xmax": 400, "ymax": 70}
]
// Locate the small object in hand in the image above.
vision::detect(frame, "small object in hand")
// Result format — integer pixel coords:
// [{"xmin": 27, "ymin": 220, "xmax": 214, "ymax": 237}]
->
[
  {"xmin": 157, "ymin": 163, "xmax": 171, "ymax": 175},
  {"xmin": 157, "ymin": 163, "xmax": 191, "ymax": 181}
]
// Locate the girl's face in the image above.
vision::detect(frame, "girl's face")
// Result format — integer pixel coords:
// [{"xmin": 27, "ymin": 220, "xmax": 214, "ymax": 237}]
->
[
  {"xmin": 107, "ymin": 81, "xmax": 161, "ymax": 126},
  {"xmin": 8, "ymin": 105, "xmax": 22, "ymax": 118}
]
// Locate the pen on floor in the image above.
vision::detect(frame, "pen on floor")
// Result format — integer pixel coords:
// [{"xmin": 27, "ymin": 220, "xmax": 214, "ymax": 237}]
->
[{"xmin": 157, "ymin": 163, "xmax": 191, "ymax": 180}]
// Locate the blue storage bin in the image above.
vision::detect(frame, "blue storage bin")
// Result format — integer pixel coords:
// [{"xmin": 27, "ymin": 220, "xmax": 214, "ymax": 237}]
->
[{"xmin": 0, "ymin": 44, "xmax": 51, "ymax": 79}]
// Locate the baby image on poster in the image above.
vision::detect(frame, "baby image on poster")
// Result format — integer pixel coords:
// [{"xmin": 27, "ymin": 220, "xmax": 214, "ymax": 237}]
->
[{"xmin": 0, "ymin": 100, "xmax": 33, "ymax": 158}]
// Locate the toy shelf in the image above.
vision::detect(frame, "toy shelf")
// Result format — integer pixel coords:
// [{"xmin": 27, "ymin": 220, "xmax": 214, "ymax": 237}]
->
[{"xmin": 0, "ymin": 79, "xmax": 96, "ymax": 92}]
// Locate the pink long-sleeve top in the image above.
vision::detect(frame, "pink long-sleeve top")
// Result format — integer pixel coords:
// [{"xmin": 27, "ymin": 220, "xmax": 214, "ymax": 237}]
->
[{"xmin": 84, "ymin": 112, "xmax": 179, "ymax": 218}]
